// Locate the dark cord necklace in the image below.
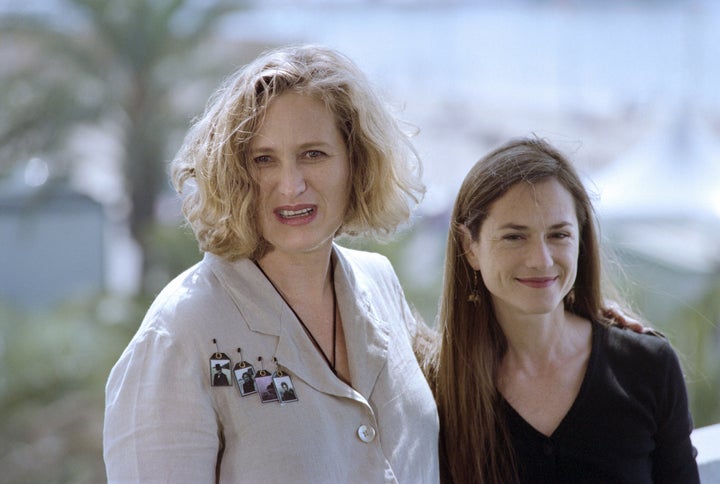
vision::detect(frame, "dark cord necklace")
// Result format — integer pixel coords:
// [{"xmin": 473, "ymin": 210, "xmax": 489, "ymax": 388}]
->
[{"xmin": 254, "ymin": 259, "xmax": 338, "ymax": 375}]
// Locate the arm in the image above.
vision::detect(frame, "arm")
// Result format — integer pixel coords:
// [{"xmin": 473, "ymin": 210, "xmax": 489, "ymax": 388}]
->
[
  {"xmin": 650, "ymin": 341, "xmax": 700, "ymax": 483},
  {"xmin": 103, "ymin": 327, "xmax": 220, "ymax": 482}
]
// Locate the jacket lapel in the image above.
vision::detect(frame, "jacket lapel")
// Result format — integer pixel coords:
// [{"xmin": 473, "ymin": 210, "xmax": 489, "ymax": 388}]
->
[
  {"xmin": 206, "ymin": 248, "xmax": 391, "ymax": 402},
  {"xmin": 206, "ymin": 253, "xmax": 283, "ymax": 337},
  {"xmin": 274, "ymin": 310, "xmax": 355, "ymax": 399},
  {"xmin": 333, "ymin": 247, "xmax": 390, "ymax": 400}
]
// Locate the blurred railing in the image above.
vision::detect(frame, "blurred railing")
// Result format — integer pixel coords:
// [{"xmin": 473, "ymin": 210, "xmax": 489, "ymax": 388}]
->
[{"xmin": 693, "ymin": 423, "xmax": 720, "ymax": 482}]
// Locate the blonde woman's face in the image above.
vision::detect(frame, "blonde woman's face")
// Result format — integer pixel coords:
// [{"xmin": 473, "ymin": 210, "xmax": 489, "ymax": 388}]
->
[
  {"xmin": 251, "ymin": 92, "xmax": 351, "ymax": 259},
  {"xmin": 464, "ymin": 178, "xmax": 580, "ymax": 322}
]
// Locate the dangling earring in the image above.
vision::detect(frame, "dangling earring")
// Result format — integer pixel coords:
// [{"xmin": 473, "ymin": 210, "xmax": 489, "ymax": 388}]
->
[
  {"xmin": 467, "ymin": 271, "xmax": 480, "ymax": 303},
  {"xmin": 564, "ymin": 288, "xmax": 576, "ymax": 308}
]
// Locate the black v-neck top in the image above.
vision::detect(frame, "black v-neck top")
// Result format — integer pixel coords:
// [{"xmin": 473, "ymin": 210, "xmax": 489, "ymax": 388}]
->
[{"xmin": 503, "ymin": 322, "xmax": 699, "ymax": 483}]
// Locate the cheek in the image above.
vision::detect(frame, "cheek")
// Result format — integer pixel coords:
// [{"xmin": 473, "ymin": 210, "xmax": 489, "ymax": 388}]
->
[
  {"xmin": 254, "ymin": 178, "xmax": 268, "ymax": 202},
  {"xmin": 336, "ymin": 177, "xmax": 353, "ymax": 213},
  {"xmin": 475, "ymin": 246, "xmax": 499, "ymax": 279},
  {"xmin": 255, "ymin": 192, "xmax": 268, "ymax": 216},
  {"xmin": 334, "ymin": 167, "xmax": 352, "ymax": 200},
  {"xmin": 337, "ymin": 178, "xmax": 351, "ymax": 205},
  {"xmin": 560, "ymin": 247, "xmax": 580, "ymax": 281},
  {"xmin": 255, "ymin": 192, "xmax": 273, "ymax": 231},
  {"xmin": 566, "ymin": 243, "xmax": 580, "ymax": 267}
]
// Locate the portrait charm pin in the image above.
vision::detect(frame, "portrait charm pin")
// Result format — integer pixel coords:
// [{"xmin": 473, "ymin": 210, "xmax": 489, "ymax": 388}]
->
[
  {"xmin": 232, "ymin": 347, "xmax": 256, "ymax": 396},
  {"xmin": 254, "ymin": 357, "xmax": 278, "ymax": 403},
  {"xmin": 210, "ymin": 338, "xmax": 232, "ymax": 387},
  {"xmin": 272, "ymin": 357, "xmax": 298, "ymax": 404}
]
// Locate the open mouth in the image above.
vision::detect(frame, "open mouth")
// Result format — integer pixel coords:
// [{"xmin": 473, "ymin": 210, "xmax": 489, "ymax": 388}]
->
[{"xmin": 277, "ymin": 207, "xmax": 314, "ymax": 219}]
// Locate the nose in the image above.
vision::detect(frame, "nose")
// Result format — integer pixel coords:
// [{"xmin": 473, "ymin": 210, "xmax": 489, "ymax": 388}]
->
[
  {"xmin": 526, "ymin": 237, "xmax": 553, "ymax": 269},
  {"xmin": 277, "ymin": 162, "xmax": 306, "ymax": 197}
]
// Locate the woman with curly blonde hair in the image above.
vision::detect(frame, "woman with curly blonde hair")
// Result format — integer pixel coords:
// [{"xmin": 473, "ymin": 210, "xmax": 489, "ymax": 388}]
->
[{"xmin": 104, "ymin": 44, "xmax": 438, "ymax": 483}]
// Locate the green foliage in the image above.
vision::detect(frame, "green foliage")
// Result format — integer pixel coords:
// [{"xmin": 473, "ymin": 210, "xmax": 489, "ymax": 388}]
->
[
  {"xmin": 670, "ymin": 281, "xmax": 720, "ymax": 428},
  {"xmin": 0, "ymin": 220, "xmax": 202, "ymax": 483},
  {"xmin": 607, "ymin": 247, "xmax": 720, "ymax": 428},
  {"xmin": 0, "ymin": 295, "xmax": 147, "ymax": 483},
  {"xmin": 0, "ymin": 1, "xmax": 271, "ymax": 478},
  {"xmin": 0, "ymin": 0, "xmax": 260, "ymax": 294},
  {"xmin": 339, "ymin": 219, "xmax": 447, "ymax": 328},
  {"xmin": 144, "ymin": 221, "xmax": 204, "ymax": 293}
]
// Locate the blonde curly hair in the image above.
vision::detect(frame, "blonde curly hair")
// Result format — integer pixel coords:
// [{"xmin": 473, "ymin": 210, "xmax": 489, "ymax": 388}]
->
[{"xmin": 171, "ymin": 44, "xmax": 424, "ymax": 260}]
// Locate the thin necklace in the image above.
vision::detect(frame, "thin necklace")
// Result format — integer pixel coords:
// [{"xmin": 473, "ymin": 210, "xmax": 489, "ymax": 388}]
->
[{"xmin": 254, "ymin": 259, "xmax": 338, "ymax": 375}]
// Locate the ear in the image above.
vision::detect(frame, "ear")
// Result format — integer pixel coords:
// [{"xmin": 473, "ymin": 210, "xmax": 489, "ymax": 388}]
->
[{"xmin": 458, "ymin": 224, "xmax": 481, "ymax": 271}]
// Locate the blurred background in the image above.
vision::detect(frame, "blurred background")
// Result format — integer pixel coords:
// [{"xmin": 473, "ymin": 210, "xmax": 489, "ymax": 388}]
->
[{"xmin": 1, "ymin": 0, "xmax": 718, "ymax": 482}]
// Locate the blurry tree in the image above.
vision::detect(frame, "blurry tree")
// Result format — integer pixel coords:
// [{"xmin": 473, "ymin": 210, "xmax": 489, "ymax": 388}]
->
[
  {"xmin": 0, "ymin": 295, "xmax": 151, "ymax": 482},
  {"xmin": 0, "ymin": 0, "xmax": 258, "ymax": 293},
  {"xmin": 672, "ymin": 279, "xmax": 720, "ymax": 427},
  {"xmin": 607, "ymin": 248, "xmax": 720, "ymax": 427}
]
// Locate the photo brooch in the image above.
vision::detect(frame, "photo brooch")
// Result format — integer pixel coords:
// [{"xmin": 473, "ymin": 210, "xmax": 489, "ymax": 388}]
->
[{"xmin": 209, "ymin": 340, "xmax": 298, "ymax": 405}]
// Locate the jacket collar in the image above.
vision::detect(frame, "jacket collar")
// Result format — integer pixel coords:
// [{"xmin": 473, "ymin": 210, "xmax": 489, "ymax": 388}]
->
[
  {"xmin": 332, "ymin": 246, "xmax": 390, "ymax": 400},
  {"xmin": 205, "ymin": 245, "xmax": 390, "ymax": 401}
]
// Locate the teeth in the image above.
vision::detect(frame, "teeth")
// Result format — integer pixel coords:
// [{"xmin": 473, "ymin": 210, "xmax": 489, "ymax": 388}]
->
[{"xmin": 279, "ymin": 207, "xmax": 313, "ymax": 218}]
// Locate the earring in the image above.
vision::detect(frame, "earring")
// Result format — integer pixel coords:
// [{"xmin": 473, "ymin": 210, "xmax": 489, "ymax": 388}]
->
[
  {"xmin": 564, "ymin": 288, "xmax": 576, "ymax": 308},
  {"xmin": 467, "ymin": 271, "xmax": 480, "ymax": 303}
]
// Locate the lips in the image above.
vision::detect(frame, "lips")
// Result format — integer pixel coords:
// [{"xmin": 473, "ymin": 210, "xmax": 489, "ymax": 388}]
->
[
  {"xmin": 274, "ymin": 204, "xmax": 316, "ymax": 225},
  {"xmin": 516, "ymin": 276, "xmax": 558, "ymax": 288},
  {"xmin": 277, "ymin": 207, "xmax": 314, "ymax": 218}
]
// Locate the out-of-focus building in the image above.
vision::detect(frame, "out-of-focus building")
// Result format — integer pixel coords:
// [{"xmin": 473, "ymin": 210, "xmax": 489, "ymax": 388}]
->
[{"xmin": 0, "ymin": 166, "xmax": 105, "ymax": 310}]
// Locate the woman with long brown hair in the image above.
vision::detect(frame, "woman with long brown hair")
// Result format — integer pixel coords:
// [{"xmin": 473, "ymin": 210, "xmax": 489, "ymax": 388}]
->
[{"xmin": 431, "ymin": 137, "xmax": 699, "ymax": 483}]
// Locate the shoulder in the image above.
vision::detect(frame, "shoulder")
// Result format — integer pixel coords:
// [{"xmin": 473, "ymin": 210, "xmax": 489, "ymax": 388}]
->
[
  {"xmin": 599, "ymin": 322, "xmax": 679, "ymax": 373},
  {"xmin": 142, "ymin": 258, "xmax": 224, "ymax": 331},
  {"xmin": 602, "ymin": 323, "xmax": 672, "ymax": 353},
  {"xmin": 123, "ymin": 254, "xmax": 251, "ymax": 359},
  {"xmin": 335, "ymin": 243, "xmax": 416, "ymax": 317},
  {"xmin": 335, "ymin": 244, "xmax": 399, "ymax": 287},
  {"xmin": 592, "ymin": 322, "xmax": 690, "ymax": 422},
  {"xmin": 107, "ymin": 257, "xmax": 243, "ymax": 395},
  {"xmin": 335, "ymin": 244, "xmax": 393, "ymax": 270}
]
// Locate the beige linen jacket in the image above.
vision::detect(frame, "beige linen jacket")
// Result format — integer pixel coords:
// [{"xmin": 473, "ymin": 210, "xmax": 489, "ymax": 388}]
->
[{"xmin": 104, "ymin": 245, "xmax": 439, "ymax": 483}]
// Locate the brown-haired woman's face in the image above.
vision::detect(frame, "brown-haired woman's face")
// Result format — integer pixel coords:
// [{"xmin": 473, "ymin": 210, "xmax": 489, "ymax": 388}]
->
[
  {"xmin": 463, "ymin": 178, "xmax": 579, "ymax": 322},
  {"xmin": 250, "ymin": 92, "xmax": 351, "ymax": 259}
]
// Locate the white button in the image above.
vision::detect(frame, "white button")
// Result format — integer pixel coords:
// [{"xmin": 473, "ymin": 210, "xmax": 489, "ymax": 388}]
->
[{"xmin": 357, "ymin": 424, "xmax": 376, "ymax": 443}]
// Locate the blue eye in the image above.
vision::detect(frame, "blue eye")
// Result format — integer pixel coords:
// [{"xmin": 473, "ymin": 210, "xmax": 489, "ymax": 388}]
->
[
  {"xmin": 304, "ymin": 150, "xmax": 326, "ymax": 159},
  {"xmin": 254, "ymin": 155, "xmax": 272, "ymax": 164}
]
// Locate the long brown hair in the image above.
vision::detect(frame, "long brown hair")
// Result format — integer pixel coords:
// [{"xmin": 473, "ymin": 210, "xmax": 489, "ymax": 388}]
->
[{"xmin": 433, "ymin": 137, "xmax": 605, "ymax": 482}]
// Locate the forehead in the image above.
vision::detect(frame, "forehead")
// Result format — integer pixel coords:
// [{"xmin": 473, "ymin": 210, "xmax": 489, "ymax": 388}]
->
[
  {"xmin": 253, "ymin": 92, "xmax": 340, "ymax": 143},
  {"xmin": 486, "ymin": 178, "xmax": 577, "ymax": 226}
]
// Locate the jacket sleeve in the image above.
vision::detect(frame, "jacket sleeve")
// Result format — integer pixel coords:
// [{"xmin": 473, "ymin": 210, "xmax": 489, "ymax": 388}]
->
[
  {"xmin": 651, "ymin": 341, "xmax": 700, "ymax": 483},
  {"xmin": 103, "ymin": 324, "xmax": 220, "ymax": 483}
]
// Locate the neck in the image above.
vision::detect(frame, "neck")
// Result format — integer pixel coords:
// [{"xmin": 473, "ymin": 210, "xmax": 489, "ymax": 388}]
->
[
  {"xmin": 255, "ymin": 245, "xmax": 343, "ymax": 378},
  {"xmin": 497, "ymin": 307, "xmax": 587, "ymax": 368},
  {"xmin": 256, "ymin": 246, "xmax": 335, "ymax": 303}
]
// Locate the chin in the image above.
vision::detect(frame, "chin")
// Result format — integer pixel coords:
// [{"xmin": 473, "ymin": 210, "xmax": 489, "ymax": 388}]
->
[
  {"xmin": 528, "ymin": 303, "xmax": 565, "ymax": 316},
  {"xmin": 282, "ymin": 237, "xmax": 335, "ymax": 255},
  {"xmin": 512, "ymin": 297, "xmax": 564, "ymax": 315}
]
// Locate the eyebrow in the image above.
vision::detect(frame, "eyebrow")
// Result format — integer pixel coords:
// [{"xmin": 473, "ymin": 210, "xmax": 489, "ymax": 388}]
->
[
  {"xmin": 250, "ymin": 141, "xmax": 334, "ymax": 153},
  {"xmin": 498, "ymin": 221, "xmax": 575, "ymax": 231}
]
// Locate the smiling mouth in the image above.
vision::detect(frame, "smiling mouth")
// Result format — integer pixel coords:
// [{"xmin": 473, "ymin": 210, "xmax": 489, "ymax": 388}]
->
[
  {"xmin": 516, "ymin": 277, "xmax": 557, "ymax": 288},
  {"xmin": 277, "ymin": 207, "xmax": 314, "ymax": 219}
]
